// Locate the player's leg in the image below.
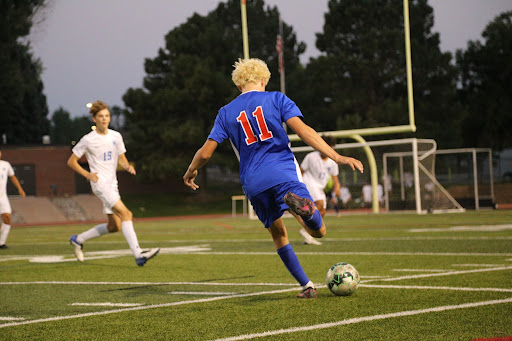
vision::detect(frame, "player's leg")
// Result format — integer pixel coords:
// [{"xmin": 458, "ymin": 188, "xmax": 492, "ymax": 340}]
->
[
  {"xmin": 69, "ymin": 199, "xmax": 112, "ymax": 262},
  {"xmin": 112, "ymin": 199, "xmax": 159, "ymax": 266},
  {"xmin": 267, "ymin": 218, "xmax": 317, "ymax": 299},
  {"xmin": 283, "ymin": 183, "xmax": 325, "ymax": 243},
  {"xmin": 0, "ymin": 212, "xmax": 12, "ymax": 248}
]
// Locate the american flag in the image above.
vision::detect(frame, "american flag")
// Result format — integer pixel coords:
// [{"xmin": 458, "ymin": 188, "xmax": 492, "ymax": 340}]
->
[{"xmin": 276, "ymin": 34, "xmax": 284, "ymax": 74}]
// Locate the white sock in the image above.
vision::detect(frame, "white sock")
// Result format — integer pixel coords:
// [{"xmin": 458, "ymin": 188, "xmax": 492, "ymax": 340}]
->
[
  {"xmin": 77, "ymin": 223, "xmax": 108, "ymax": 244},
  {"xmin": 0, "ymin": 223, "xmax": 11, "ymax": 245},
  {"xmin": 303, "ymin": 280, "xmax": 315, "ymax": 290},
  {"xmin": 121, "ymin": 221, "xmax": 142, "ymax": 258}
]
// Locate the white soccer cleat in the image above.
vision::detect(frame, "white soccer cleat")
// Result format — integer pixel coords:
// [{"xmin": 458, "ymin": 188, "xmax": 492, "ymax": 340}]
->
[
  {"xmin": 69, "ymin": 235, "xmax": 84, "ymax": 262},
  {"xmin": 135, "ymin": 248, "xmax": 160, "ymax": 266},
  {"xmin": 300, "ymin": 228, "xmax": 322, "ymax": 245}
]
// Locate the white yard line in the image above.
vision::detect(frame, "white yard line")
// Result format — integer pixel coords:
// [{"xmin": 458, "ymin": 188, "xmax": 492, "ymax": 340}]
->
[
  {"xmin": 0, "ymin": 281, "xmax": 300, "ymax": 286},
  {"xmin": 167, "ymin": 292, "xmax": 237, "ymax": 295},
  {"xmin": 211, "ymin": 298, "xmax": 512, "ymax": 341},
  {"xmin": 364, "ymin": 266, "xmax": 512, "ymax": 282},
  {"xmin": 0, "ymin": 317, "xmax": 25, "ymax": 321},
  {"xmin": 70, "ymin": 303, "xmax": 144, "ymax": 307},
  {"xmin": 0, "ymin": 287, "xmax": 302, "ymax": 329},
  {"xmin": 360, "ymin": 284, "xmax": 512, "ymax": 292}
]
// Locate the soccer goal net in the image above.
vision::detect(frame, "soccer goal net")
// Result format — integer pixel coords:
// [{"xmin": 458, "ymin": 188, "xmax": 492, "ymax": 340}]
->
[{"xmin": 289, "ymin": 138, "xmax": 464, "ymax": 214}]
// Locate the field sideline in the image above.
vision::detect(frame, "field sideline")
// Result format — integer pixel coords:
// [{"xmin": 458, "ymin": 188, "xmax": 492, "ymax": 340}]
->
[{"xmin": 0, "ymin": 210, "xmax": 511, "ymax": 340}]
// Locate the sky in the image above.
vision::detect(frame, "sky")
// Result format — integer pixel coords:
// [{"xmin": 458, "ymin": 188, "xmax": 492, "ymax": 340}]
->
[{"xmin": 29, "ymin": 0, "xmax": 512, "ymax": 118}]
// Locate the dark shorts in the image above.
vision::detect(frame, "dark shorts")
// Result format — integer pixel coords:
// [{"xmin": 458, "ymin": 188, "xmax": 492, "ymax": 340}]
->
[{"xmin": 250, "ymin": 182, "xmax": 313, "ymax": 228}]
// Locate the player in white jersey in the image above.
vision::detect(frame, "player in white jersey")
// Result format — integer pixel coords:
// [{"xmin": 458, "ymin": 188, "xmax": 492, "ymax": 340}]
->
[
  {"xmin": 67, "ymin": 100, "xmax": 159, "ymax": 266},
  {"xmin": 0, "ymin": 149, "xmax": 26, "ymax": 249},
  {"xmin": 299, "ymin": 136, "xmax": 340, "ymax": 245}
]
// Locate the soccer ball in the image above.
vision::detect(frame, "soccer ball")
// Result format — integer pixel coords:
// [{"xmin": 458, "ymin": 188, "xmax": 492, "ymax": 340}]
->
[{"xmin": 326, "ymin": 262, "xmax": 360, "ymax": 296}]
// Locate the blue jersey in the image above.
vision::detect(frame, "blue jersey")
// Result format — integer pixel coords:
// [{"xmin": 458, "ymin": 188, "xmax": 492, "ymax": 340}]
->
[{"xmin": 208, "ymin": 91, "xmax": 303, "ymax": 199}]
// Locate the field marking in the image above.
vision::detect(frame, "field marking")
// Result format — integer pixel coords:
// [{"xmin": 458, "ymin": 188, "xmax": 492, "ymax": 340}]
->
[
  {"xmin": 0, "ymin": 317, "xmax": 25, "ymax": 321},
  {"xmin": 409, "ymin": 224, "xmax": 512, "ymax": 232},
  {"xmin": 360, "ymin": 284, "xmax": 512, "ymax": 292},
  {"xmin": 0, "ymin": 287, "xmax": 307, "ymax": 329},
  {"xmin": 190, "ymin": 251, "xmax": 512, "ymax": 257},
  {"xmin": 70, "ymin": 303, "xmax": 144, "ymax": 307},
  {"xmin": 365, "ymin": 266, "xmax": 512, "ymax": 282},
  {"xmin": 393, "ymin": 269, "xmax": 449, "ymax": 272},
  {"xmin": 0, "ymin": 281, "xmax": 300, "ymax": 286},
  {"xmin": 211, "ymin": 297, "xmax": 512, "ymax": 341},
  {"xmin": 168, "ymin": 291, "xmax": 237, "ymax": 296},
  {"xmin": 7, "ymin": 235, "xmax": 512, "ymax": 247},
  {"xmin": 452, "ymin": 264, "xmax": 508, "ymax": 267}
]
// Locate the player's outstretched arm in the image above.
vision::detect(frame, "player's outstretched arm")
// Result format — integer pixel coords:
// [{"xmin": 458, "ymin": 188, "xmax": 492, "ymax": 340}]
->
[
  {"xmin": 183, "ymin": 139, "xmax": 218, "ymax": 190},
  {"xmin": 67, "ymin": 154, "xmax": 98, "ymax": 183},
  {"xmin": 286, "ymin": 116, "xmax": 364, "ymax": 173}
]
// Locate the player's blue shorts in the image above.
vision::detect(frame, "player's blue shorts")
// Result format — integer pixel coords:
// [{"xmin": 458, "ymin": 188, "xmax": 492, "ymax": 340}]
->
[{"xmin": 250, "ymin": 181, "xmax": 313, "ymax": 228}]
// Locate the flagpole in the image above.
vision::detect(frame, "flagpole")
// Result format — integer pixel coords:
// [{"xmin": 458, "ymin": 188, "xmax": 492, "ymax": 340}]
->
[
  {"xmin": 278, "ymin": 18, "xmax": 285, "ymax": 94},
  {"xmin": 241, "ymin": 0, "xmax": 250, "ymax": 59}
]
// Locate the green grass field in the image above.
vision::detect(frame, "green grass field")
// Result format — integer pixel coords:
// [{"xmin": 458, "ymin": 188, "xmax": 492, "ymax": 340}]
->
[{"xmin": 1, "ymin": 210, "xmax": 511, "ymax": 340}]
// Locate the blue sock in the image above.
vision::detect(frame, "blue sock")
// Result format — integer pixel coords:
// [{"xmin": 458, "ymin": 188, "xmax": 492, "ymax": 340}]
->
[
  {"xmin": 277, "ymin": 244, "xmax": 309, "ymax": 286},
  {"xmin": 302, "ymin": 210, "xmax": 322, "ymax": 231}
]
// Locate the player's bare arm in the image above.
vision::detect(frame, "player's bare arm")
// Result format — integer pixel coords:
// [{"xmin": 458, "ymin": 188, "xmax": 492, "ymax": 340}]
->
[
  {"xmin": 9, "ymin": 175, "xmax": 26, "ymax": 198},
  {"xmin": 67, "ymin": 153, "xmax": 98, "ymax": 183},
  {"xmin": 183, "ymin": 139, "xmax": 218, "ymax": 190},
  {"xmin": 118, "ymin": 154, "xmax": 136, "ymax": 175},
  {"xmin": 286, "ymin": 116, "xmax": 364, "ymax": 173}
]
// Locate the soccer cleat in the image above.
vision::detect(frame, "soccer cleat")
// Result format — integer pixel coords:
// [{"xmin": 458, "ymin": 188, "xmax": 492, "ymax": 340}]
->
[
  {"xmin": 283, "ymin": 192, "xmax": 315, "ymax": 216},
  {"xmin": 0, "ymin": 244, "xmax": 8, "ymax": 249},
  {"xmin": 135, "ymin": 248, "xmax": 160, "ymax": 266},
  {"xmin": 297, "ymin": 287, "xmax": 318, "ymax": 299},
  {"xmin": 299, "ymin": 228, "xmax": 322, "ymax": 245},
  {"xmin": 69, "ymin": 235, "xmax": 84, "ymax": 262}
]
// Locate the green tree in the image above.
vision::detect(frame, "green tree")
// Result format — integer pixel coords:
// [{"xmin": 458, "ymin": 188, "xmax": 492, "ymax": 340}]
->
[
  {"xmin": 0, "ymin": 0, "xmax": 49, "ymax": 144},
  {"xmin": 50, "ymin": 107, "xmax": 92, "ymax": 145},
  {"xmin": 295, "ymin": 0, "xmax": 463, "ymax": 147},
  {"xmin": 123, "ymin": 0, "xmax": 304, "ymax": 182},
  {"xmin": 456, "ymin": 11, "xmax": 512, "ymax": 150}
]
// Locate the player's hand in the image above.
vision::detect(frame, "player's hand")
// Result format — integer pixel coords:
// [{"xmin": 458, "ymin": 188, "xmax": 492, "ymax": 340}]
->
[
  {"xmin": 183, "ymin": 170, "xmax": 199, "ymax": 190},
  {"xmin": 19, "ymin": 189, "xmax": 26, "ymax": 198},
  {"xmin": 126, "ymin": 165, "xmax": 136, "ymax": 175},
  {"xmin": 337, "ymin": 156, "xmax": 364, "ymax": 173},
  {"xmin": 88, "ymin": 172, "xmax": 99, "ymax": 183}
]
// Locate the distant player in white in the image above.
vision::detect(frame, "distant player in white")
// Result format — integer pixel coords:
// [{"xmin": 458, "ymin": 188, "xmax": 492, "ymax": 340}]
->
[
  {"xmin": 0, "ymin": 148, "xmax": 26, "ymax": 248},
  {"xmin": 67, "ymin": 100, "xmax": 159, "ymax": 266},
  {"xmin": 299, "ymin": 136, "xmax": 340, "ymax": 245}
]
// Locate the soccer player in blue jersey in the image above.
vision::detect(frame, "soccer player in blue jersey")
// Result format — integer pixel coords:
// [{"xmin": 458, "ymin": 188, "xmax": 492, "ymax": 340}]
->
[{"xmin": 183, "ymin": 58, "xmax": 363, "ymax": 298}]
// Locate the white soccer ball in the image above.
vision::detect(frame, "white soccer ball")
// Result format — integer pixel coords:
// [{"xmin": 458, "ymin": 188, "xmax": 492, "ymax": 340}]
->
[{"xmin": 326, "ymin": 262, "xmax": 360, "ymax": 296}]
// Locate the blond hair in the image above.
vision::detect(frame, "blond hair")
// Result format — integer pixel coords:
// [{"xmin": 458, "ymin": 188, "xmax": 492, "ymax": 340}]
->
[
  {"xmin": 89, "ymin": 100, "xmax": 108, "ymax": 117},
  {"xmin": 231, "ymin": 58, "xmax": 271, "ymax": 88}
]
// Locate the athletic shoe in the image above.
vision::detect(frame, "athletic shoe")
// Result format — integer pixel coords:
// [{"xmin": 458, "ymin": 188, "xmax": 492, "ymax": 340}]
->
[
  {"xmin": 299, "ymin": 228, "xmax": 322, "ymax": 245},
  {"xmin": 297, "ymin": 287, "xmax": 318, "ymax": 299},
  {"xmin": 69, "ymin": 235, "xmax": 84, "ymax": 262},
  {"xmin": 283, "ymin": 192, "xmax": 315, "ymax": 216},
  {"xmin": 135, "ymin": 248, "xmax": 160, "ymax": 266},
  {"xmin": 0, "ymin": 244, "xmax": 8, "ymax": 249}
]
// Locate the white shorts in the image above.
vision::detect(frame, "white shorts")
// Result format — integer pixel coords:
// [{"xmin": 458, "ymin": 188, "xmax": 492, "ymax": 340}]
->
[
  {"xmin": 0, "ymin": 195, "xmax": 11, "ymax": 215},
  {"xmin": 91, "ymin": 179, "xmax": 120, "ymax": 214},
  {"xmin": 304, "ymin": 182, "xmax": 327, "ymax": 209}
]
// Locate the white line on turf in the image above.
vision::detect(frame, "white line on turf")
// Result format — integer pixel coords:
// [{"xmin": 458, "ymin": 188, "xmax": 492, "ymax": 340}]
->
[
  {"xmin": 70, "ymin": 303, "xmax": 144, "ymax": 307},
  {"xmin": 409, "ymin": 224, "xmax": 512, "ymax": 232},
  {"xmin": 167, "ymin": 292, "xmax": 237, "ymax": 295},
  {"xmin": 0, "ymin": 317, "xmax": 25, "ymax": 321},
  {"xmin": 211, "ymin": 298, "xmax": 512, "ymax": 341},
  {"xmin": 364, "ymin": 266, "xmax": 512, "ymax": 282},
  {"xmin": 359, "ymin": 284, "xmax": 512, "ymax": 292},
  {"xmin": 392, "ymin": 269, "xmax": 449, "ymax": 272},
  {"xmin": 0, "ymin": 287, "xmax": 310, "ymax": 329},
  {"xmin": 0, "ymin": 281, "xmax": 300, "ymax": 286}
]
